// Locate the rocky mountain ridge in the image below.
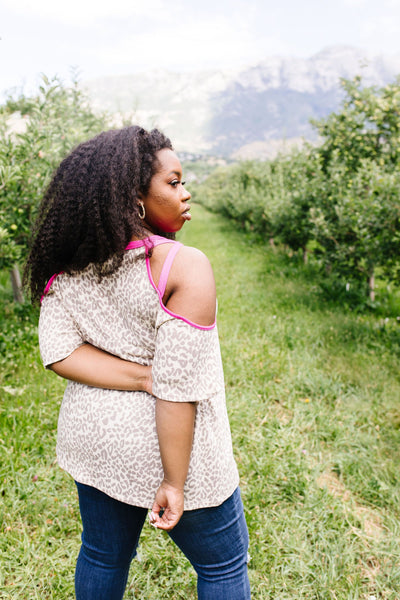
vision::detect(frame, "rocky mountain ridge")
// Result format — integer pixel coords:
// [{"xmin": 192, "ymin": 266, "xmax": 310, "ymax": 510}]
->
[{"xmin": 83, "ymin": 46, "xmax": 400, "ymax": 158}]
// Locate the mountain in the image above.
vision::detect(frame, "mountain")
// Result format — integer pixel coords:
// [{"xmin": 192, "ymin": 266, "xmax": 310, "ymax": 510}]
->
[{"xmin": 82, "ymin": 46, "xmax": 400, "ymax": 158}]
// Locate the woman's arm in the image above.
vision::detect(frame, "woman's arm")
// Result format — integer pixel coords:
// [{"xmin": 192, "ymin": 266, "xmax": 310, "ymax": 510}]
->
[
  {"xmin": 49, "ymin": 344, "xmax": 152, "ymax": 394},
  {"xmin": 150, "ymin": 400, "xmax": 196, "ymax": 530},
  {"xmin": 149, "ymin": 246, "xmax": 216, "ymax": 531}
]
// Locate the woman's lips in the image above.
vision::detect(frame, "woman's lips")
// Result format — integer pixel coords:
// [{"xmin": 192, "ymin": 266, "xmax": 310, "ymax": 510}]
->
[{"xmin": 182, "ymin": 207, "xmax": 191, "ymax": 220}]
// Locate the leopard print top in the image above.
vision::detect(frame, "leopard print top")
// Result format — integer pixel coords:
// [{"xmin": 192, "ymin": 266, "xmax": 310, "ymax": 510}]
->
[{"xmin": 39, "ymin": 236, "xmax": 239, "ymax": 509}]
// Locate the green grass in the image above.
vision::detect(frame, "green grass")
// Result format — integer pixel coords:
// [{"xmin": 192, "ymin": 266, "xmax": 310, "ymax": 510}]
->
[{"xmin": 1, "ymin": 204, "xmax": 400, "ymax": 598}]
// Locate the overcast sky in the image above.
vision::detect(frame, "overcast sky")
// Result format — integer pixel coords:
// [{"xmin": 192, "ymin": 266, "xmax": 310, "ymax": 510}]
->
[{"xmin": 1, "ymin": 0, "xmax": 400, "ymax": 99}]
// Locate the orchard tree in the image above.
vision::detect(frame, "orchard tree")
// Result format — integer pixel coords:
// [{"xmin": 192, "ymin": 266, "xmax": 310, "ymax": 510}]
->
[
  {"xmin": 226, "ymin": 161, "xmax": 283, "ymax": 241},
  {"xmin": 197, "ymin": 159, "xmax": 292, "ymax": 244},
  {"xmin": 310, "ymin": 159, "xmax": 400, "ymax": 299},
  {"xmin": 273, "ymin": 149, "xmax": 325, "ymax": 263},
  {"xmin": 310, "ymin": 76, "xmax": 400, "ymax": 299},
  {"xmin": 0, "ymin": 75, "xmax": 107, "ymax": 301},
  {"xmin": 313, "ymin": 75, "xmax": 400, "ymax": 173}
]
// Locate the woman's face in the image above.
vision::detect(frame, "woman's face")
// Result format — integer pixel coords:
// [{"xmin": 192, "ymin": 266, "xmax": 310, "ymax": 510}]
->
[{"xmin": 140, "ymin": 148, "xmax": 191, "ymax": 234}]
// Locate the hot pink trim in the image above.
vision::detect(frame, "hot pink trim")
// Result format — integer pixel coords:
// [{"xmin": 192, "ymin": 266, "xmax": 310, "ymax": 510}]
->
[
  {"xmin": 125, "ymin": 239, "xmax": 146, "ymax": 249},
  {"xmin": 125, "ymin": 235, "xmax": 171, "ymax": 251},
  {"xmin": 40, "ymin": 272, "xmax": 63, "ymax": 303},
  {"xmin": 157, "ymin": 242, "xmax": 183, "ymax": 298},
  {"xmin": 145, "ymin": 255, "xmax": 216, "ymax": 331}
]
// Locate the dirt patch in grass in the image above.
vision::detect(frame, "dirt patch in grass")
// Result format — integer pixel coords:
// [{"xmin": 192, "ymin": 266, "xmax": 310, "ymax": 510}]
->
[{"xmin": 317, "ymin": 471, "xmax": 384, "ymax": 539}]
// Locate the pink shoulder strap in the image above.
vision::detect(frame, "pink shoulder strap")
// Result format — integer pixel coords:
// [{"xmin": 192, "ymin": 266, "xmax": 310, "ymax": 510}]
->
[
  {"xmin": 40, "ymin": 272, "xmax": 63, "ymax": 303},
  {"xmin": 157, "ymin": 242, "xmax": 183, "ymax": 298}
]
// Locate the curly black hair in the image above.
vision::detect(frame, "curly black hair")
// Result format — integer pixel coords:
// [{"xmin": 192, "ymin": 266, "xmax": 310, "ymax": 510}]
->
[{"xmin": 24, "ymin": 126, "xmax": 173, "ymax": 303}]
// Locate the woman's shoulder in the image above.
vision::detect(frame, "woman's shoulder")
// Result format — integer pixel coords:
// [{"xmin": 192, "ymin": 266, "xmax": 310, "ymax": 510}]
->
[
  {"xmin": 176, "ymin": 243, "xmax": 210, "ymax": 261},
  {"xmin": 151, "ymin": 241, "xmax": 213, "ymax": 283},
  {"xmin": 164, "ymin": 244, "xmax": 216, "ymax": 327},
  {"xmin": 173, "ymin": 244, "xmax": 214, "ymax": 286}
]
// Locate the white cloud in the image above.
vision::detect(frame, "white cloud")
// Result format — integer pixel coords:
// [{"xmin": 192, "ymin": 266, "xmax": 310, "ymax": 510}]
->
[
  {"xmin": 2, "ymin": 0, "xmax": 176, "ymax": 25},
  {"xmin": 93, "ymin": 13, "xmax": 264, "ymax": 71},
  {"xmin": 2, "ymin": 0, "xmax": 400, "ymax": 98},
  {"xmin": 341, "ymin": 0, "xmax": 369, "ymax": 6},
  {"xmin": 360, "ymin": 14, "xmax": 400, "ymax": 54},
  {"xmin": 334, "ymin": 0, "xmax": 400, "ymax": 55}
]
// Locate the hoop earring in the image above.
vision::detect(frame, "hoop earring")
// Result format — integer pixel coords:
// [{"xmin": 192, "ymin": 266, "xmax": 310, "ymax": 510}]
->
[{"xmin": 138, "ymin": 201, "xmax": 146, "ymax": 220}]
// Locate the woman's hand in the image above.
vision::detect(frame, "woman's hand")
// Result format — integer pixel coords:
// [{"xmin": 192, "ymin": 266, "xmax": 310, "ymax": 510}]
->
[
  {"xmin": 152, "ymin": 399, "xmax": 196, "ymax": 531},
  {"xmin": 149, "ymin": 480, "xmax": 184, "ymax": 531}
]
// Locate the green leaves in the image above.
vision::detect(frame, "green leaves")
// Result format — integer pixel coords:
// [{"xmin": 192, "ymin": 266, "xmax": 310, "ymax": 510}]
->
[
  {"xmin": 314, "ymin": 75, "xmax": 400, "ymax": 172},
  {"xmin": 195, "ymin": 75, "xmax": 400, "ymax": 302},
  {"xmin": 311, "ymin": 78, "xmax": 400, "ymax": 294},
  {"xmin": 0, "ymin": 75, "xmax": 108, "ymax": 274}
]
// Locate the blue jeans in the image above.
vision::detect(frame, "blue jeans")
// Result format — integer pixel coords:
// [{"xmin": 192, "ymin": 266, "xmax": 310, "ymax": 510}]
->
[{"xmin": 75, "ymin": 482, "xmax": 250, "ymax": 600}]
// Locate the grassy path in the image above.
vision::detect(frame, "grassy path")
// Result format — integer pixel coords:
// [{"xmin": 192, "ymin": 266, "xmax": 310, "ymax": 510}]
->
[
  {"xmin": 182, "ymin": 205, "xmax": 400, "ymax": 599},
  {"xmin": 1, "ymin": 204, "xmax": 400, "ymax": 598}
]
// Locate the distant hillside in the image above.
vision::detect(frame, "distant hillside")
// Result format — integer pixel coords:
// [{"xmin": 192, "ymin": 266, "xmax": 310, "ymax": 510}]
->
[{"xmin": 82, "ymin": 46, "xmax": 400, "ymax": 158}]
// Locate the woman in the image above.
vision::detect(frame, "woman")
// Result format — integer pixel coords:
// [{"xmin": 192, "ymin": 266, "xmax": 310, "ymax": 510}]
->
[{"xmin": 25, "ymin": 126, "xmax": 250, "ymax": 599}]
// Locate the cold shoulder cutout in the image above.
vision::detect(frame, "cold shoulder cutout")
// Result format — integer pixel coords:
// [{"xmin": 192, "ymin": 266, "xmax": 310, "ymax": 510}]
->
[{"xmin": 146, "ymin": 241, "xmax": 217, "ymax": 330}]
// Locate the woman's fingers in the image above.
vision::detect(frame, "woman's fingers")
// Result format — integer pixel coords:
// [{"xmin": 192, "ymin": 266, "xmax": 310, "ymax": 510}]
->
[{"xmin": 150, "ymin": 482, "xmax": 184, "ymax": 531}]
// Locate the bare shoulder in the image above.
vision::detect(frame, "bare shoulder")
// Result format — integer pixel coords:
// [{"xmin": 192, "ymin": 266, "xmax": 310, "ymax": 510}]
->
[
  {"xmin": 174, "ymin": 245, "xmax": 215, "ymax": 283},
  {"xmin": 166, "ymin": 245, "xmax": 216, "ymax": 326}
]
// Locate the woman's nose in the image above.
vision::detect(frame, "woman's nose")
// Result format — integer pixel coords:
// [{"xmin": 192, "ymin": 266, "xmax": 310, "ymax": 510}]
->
[{"xmin": 182, "ymin": 185, "xmax": 191, "ymax": 201}]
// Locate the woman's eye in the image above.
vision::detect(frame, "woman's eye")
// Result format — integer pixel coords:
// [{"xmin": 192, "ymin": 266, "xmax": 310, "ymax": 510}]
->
[{"xmin": 170, "ymin": 180, "xmax": 179, "ymax": 187}]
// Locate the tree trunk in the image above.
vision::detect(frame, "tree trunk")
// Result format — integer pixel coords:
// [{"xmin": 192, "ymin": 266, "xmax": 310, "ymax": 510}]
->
[
  {"xmin": 302, "ymin": 247, "xmax": 308, "ymax": 264},
  {"xmin": 10, "ymin": 264, "xmax": 24, "ymax": 304},
  {"xmin": 368, "ymin": 269, "xmax": 375, "ymax": 302}
]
